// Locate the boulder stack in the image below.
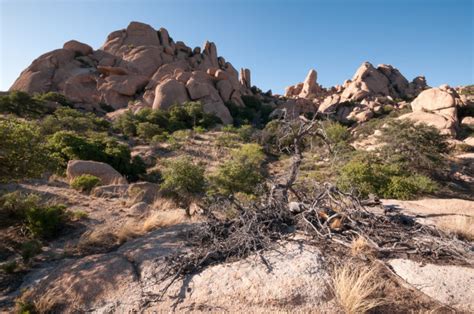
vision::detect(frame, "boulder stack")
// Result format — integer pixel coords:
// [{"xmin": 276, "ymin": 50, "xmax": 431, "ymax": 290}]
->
[
  {"xmin": 10, "ymin": 21, "xmax": 253, "ymax": 124},
  {"xmin": 400, "ymin": 85, "xmax": 465, "ymax": 136}
]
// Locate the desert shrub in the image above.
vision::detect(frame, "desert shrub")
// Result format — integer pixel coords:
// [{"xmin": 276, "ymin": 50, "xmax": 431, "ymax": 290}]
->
[
  {"xmin": 47, "ymin": 131, "xmax": 146, "ymax": 181},
  {"xmin": 0, "ymin": 192, "xmax": 41, "ymax": 222},
  {"xmin": 377, "ymin": 119, "xmax": 448, "ymax": 175},
  {"xmin": 113, "ymin": 110, "xmax": 138, "ymax": 137},
  {"xmin": 171, "ymin": 129, "xmax": 192, "ymax": 142},
  {"xmin": 0, "ymin": 90, "xmax": 48, "ymax": 117},
  {"xmin": 152, "ymin": 132, "xmax": 170, "ymax": 143},
  {"xmin": 0, "ymin": 118, "xmax": 53, "ymax": 182},
  {"xmin": 137, "ymin": 122, "xmax": 164, "ymax": 141},
  {"xmin": 161, "ymin": 157, "xmax": 206, "ymax": 196},
  {"xmin": 1, "ymin": 261, "xmax": 18, "ymax": 274},
  {"xmin": 21, "ymin": 240, "xmax": 42, "ymax": 261},
  {"xmin": 216, "ymin": 132, "xmax": 241, "ymax": 148},
  {"xmin": 225, "ymin": 97, "xmax": 272, "ymax": 128},
  {"xmin": 70, "ymin": 174, "xmax": 101, "ymax": 193},
  {"xmin": 324, "ymin": 121, "xmax": 350, "ymax": 144},
  {"xmin": 210, "ymin": 143, "xmax": 265, "ymax": 196},
  {"xmin": 337, "ymin": 154, "xmax": 437, "ymax": 199},
  {"xmin": 25, "ymin": 204, "xmax": 67, "ymax": 239},
  {"xmin": 34, "ymin": 92, "xmax": 72, "ymax": 107},
  {"xmin": 384, "ymin": 175, "xmax": 437, "ymax": 200},
  {"xmin": 113, "ymin": 102, "xmax": 220, "ymax": 138},
  {"xmin": 40, "ymin": 107, "xmax": 109, "ymax": 135}
]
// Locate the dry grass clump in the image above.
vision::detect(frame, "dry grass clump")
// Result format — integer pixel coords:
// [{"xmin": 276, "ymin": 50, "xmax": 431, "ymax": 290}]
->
[
  {"xmin": 142, "ymin": 210, "xmax": 188, "ymax": 232},
  {"xmin": 76, "ymin": 228, "xmax": 119, "ymax": 254},
  {"xmin": 331, "ymin": 263, "xmax": 386, "ymax": 313},
  {"xmin": 351, "ymin": 236, "xmax": 374, "ymax": 256},
  {"xmin": 437, "ymin": 216, "xmax": 474, "ymax": 241},
  {"xmin": 116, "ymin": 222, "xmax": 142, "ymax": 243}
]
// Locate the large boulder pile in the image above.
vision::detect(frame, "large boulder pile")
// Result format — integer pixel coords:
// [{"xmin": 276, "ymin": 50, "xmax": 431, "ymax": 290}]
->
[
  {"xmin": 316, "ymin": 62, "xmax": 427, "ymax": 123},
  {"xmin": 283, "ymin": 62, "xmax": 428, "ymax": 123},
  {"xmin": 10, "ymin": 21, "xmax": 253, "ymax": 124},
  {"xmin": 400, "ymin": 85, "xmax": 468, "ymax": 136}
]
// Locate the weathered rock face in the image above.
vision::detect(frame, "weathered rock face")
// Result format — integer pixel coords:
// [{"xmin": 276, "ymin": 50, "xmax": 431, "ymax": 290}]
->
[
  {"xmin": 282, "ymin": 62, "xmax": 428, "ymax": 124},
  {"xmin": 10, "ymin": 21, "xmax": 253, "ymax": 123},
  {"xmin": 66, "ymin": 160, "xmax": 127, "ymax": 185},
  {"xmin": 400, "ymin": 85, "xmax": 465, "ymax": 136},
  {"xmin": 285, "ymin": 69, "xmax": 325, "ymax": 99}
]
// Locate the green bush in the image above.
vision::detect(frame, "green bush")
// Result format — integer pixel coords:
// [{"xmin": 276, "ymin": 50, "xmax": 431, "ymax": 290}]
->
[
  {"xmin": 0, "ymin": 118, "xmax": 54, "ymax": 183},
  {"xmin": 324, "ymin": 121, "xmax": 350, "ymax": 144},
  {"xmin": 47, "ymin": 131, "xmax": 146, "ymax": 181},
  {"xmin": 0, "ymin": 192, "xmax": 41, "ymax": 222},
  {"xmin": 34, "ymin": 92, "xmax": 72, "ymax": 107},
  {"xmin": 40, "ymin": 107, "xmax": 109, "ymax": 135},
  {"xmin": 70, "ymin": 174, "xmax": 101, "ymax": 193},
  {"xmin": 377, "ymin": 119, "xmax": 448, "ymax": 175},
  {"xmin": 161, "ymin": 157, "xmax": 206, "ymax": 196},
  {"xmin": 337, "ymin": 154, "xmax": 437, "ymax": 199},
  {"xmin": 0, "ymin": 91, "xmax": 48, "ymax": 117},
  {"xmin": 384, "ymin": 175, "xmax": 437, "ymax": 200},
  {"xmin": 113, "ymin": 102, "xmax": 220, "ymax": 138},
  {"xmin": 21, "ymin": 240, "xmax": 42, "ymax": 261},
  {"xmin": 113, "ymin": 110, "xmax": 138, "ymax": 137},
  {"xmin": 210, "ymin": 143, "xmax": 265, "ymax": 196},
  {"xmin": 225, "ymin": 97, "xmax": 272, "ymax": 128},
  {"xmin": 25, "ymin": 204, "xmax": 67, "ymax": 239},
  {"xmin": 1, "ymin": 261, "xmax": 18, "ymax": 274}
]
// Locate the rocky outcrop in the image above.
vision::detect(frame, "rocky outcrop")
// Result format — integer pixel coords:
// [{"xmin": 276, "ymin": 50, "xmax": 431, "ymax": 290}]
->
[
  {"xmin": 282, "ymin": 62, "xmax": 427, "ymax": 124},
  {"xmin": 10, "ymin": 21, "xmax": 253, "ymax": 124},
  {"xmin": 285, "ymin": 69, "xmax": 325, "ymax": 99},
  {"xmin": 66, "ymin": 160, "xmax": 127, "ymax": 185},
  {"xmin": 400, "ymin": 85, "xmax": 464, "ymax": 136}
]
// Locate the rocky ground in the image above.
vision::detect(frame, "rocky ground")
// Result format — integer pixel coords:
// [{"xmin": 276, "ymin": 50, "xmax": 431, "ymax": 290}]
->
[{"xmin": 1, "ymin": 131, "xmax": 473, "ymax": 312}]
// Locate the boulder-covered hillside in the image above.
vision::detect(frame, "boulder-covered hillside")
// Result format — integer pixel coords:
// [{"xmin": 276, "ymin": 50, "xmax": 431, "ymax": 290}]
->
[
  {"xmin": 1, "ymin": 21, "xmax": 474, "ymax": 313},
  {"xmin": 10, "ymin": 21, "xmax": 253, "ymax": 124}
]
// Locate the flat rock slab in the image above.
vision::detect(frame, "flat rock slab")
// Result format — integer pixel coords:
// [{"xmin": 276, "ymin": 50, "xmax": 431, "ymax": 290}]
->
[{"xmin": 389, "ymin": 259, "xmax": 474, "ymax": 312}]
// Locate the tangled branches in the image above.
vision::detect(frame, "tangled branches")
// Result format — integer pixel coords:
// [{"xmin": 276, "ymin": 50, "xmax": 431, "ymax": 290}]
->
[{"xmin": 155, "ymin": 115, "xmax": 472, "ymax": 300}]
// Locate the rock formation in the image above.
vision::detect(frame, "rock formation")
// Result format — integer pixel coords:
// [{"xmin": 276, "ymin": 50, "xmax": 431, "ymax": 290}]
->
[
  {"xmin": 10, "ymin": 21, "xmax": 253, "ymax": 124},
  {"xmin": 282, "ymin": 62, "xmax": 428, "ymax": 124},
  {"xmin": 66, "ymin": 160, "xmax": 127, "ymax": 185},
  {"xmin": 400, "ymin": 85, "xmax": 465, "ymax": 136},
  {"xmin": 285, "ymin": 69, "xmax": 325, "ymax": 99},
  {"xmin": 316, "ymin": 62, "xmax": 428, "ymax": 123}
]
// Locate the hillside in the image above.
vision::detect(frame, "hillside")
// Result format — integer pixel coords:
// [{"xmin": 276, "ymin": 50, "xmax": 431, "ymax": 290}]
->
[{"xmin": 1, "ymin": 21, "xmax": 473, "ymax": 313}]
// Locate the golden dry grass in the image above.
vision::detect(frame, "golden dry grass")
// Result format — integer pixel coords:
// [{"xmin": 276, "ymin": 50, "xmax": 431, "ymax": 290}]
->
[
  {"xmin": 116, "ymin": 222, "xmax": 142, "ymax": 243},
  {"xmin": 437, "ymin": 215, "xmax": 474, "ymax": 241},
  {"xmin": 331, "ymin": 263, "xmax": 386, "ymax": 313},
  {"xmin": 142, "ymin": 210, "xmax": 187, "ymax": 232},
  {"xmin": 351, "ymin": 236, "xmax": 374, "ymax": 256}
]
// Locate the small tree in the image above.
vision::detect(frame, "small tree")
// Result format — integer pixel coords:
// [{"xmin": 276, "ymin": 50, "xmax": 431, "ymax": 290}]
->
[
  {"xmin": 0, "ymin": 118, "xmax": 53, "ymax": 182},
  {"xmin": 210, "ymin": 143, "xmax": 265, "ymax": 196},
  {"xmin": 161, "ymin": 157, "xmax": 206, "ymax": 197},
  {"xmin": 377, "ymin": 119, "xmax": 448, "ymax": 175}
]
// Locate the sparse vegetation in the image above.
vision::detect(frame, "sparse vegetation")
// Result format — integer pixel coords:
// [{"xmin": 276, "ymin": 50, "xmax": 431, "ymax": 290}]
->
[
  {"xmin": 70, "ymin": 174, "xmax": 101, "ymax": 193},
  {"xmin": 113, "ymin": 102, "xmax": 221, "ymax": 141},
  {"xmin": 438, "ymin": 216, "xmax": 474, "ymax": 241},
  {"xmin": 161, "ymin": 157, "xmax": 206, "ymax": 197},
  {"xmin": 25, "ymin": 204, "xmax": 68, "ymax": 239},
  {"xmin": 0, "ymin": 118, "xmax": 54, "ymax": 183},
  {"xmin": 210, "ymin": 143, "xmax": 265, "ymax": 196},
  {"xmin": 331, "ymin": 263, "xmax": 386, "ymax": 313}
]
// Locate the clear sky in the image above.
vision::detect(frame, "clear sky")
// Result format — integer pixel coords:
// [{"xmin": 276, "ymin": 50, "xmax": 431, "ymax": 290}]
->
[{"xmin": 0, "ymin": 0, "xmax": 472, "ymax": 94}]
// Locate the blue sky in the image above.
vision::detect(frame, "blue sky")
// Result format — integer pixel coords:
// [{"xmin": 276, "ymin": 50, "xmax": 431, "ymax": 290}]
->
[{"xmin": 1, "ymin": 0, "xmax": 472, "ymax": 93}]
